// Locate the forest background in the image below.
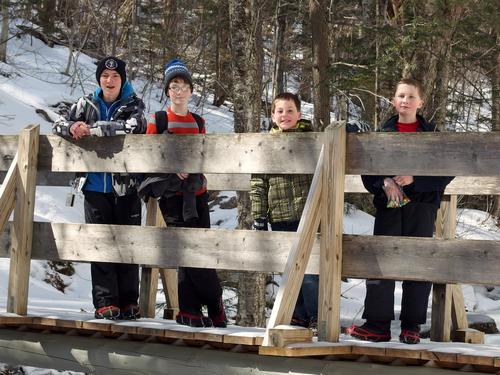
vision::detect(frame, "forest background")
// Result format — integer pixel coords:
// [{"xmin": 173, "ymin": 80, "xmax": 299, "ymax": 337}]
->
[{"xmin": 0, "ymin": 0, "xmax": 498, "ymax": 328}]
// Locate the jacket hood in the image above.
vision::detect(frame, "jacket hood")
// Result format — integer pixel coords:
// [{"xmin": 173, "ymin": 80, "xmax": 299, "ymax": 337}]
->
[
  {"xmin": 270, "ymin": 119, "xmax": 313, "ymax": 134},
  {"xmin": 93, "ymin": 80, "xmax": 135, "ymax": 103}
]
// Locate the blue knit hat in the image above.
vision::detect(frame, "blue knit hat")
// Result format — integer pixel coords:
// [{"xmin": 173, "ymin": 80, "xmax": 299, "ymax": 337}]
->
[{"xmin": 164, "ymin": 58, "xmax": 193, "ymax": 95}]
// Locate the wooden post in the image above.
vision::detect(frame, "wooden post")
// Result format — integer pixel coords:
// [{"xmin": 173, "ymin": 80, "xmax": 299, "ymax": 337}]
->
[
  {"xmin": 7, "ymin": 125, "xmax": 39, "ymax": 315},
  {"xmin": 263, "ymin": 148, "xmax": 323, "ymax": 346},
  {"xmin": 431, "ymin": 195, "xmax": 471, "ymax": 342},
  {"xmin": 139, "ymin": 199, "xmax": 179, "ymax": 319},
  {"xmin": 318, "ymin": 122, "xmax": 346, "ymax": 342},
  {"xmin": 139, "ymin": 199, "xmax": 160, "ymax": 318},
  {"xmin": 0, "ymin": 152, "xmax": 18, "ymax": 234},
  {"xmin": 160, "ymin": 268, "xmax": 179, "ymax": 319}
]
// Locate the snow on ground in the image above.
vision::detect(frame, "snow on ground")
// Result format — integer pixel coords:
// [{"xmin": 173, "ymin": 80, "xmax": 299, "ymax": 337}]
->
[{"xmin": 1, "ymin": 20, "xmax": 500, "ymax": 373}]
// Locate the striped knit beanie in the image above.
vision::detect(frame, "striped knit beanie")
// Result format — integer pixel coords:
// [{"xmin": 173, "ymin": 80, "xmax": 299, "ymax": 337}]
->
[{"xmin": 164, "ymin": 59, "xmax": 193, "ymax": 95}]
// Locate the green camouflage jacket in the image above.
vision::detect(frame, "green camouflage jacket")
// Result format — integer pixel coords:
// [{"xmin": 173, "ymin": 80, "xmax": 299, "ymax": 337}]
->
[{"xmin": 250, "ymin": 121, "xmax": 313, "ymax": 224}]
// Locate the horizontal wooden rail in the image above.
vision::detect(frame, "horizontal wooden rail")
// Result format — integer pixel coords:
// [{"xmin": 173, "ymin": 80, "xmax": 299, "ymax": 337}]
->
[
  {"xmin": 1, "ymin": 132, "xmax": 500, "ymax": 176},
  {"xmin": 1, "ymin": 223, "xmax": 499, "ymax": 285}
]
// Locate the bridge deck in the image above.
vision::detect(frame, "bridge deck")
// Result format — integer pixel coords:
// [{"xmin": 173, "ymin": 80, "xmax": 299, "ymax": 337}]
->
[{"xmin": 1, "ymin": 313, "xmax": 500, "ymax": 373}]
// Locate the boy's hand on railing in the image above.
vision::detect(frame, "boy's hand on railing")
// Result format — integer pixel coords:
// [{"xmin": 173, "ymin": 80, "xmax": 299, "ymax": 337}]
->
[
  {"xmin": 70, "ymin": 121, "xmax": 90, "ymax": 139},
  {"xmin": 252, "ymin": 218, "xmax": 268, "ymax": 231}
]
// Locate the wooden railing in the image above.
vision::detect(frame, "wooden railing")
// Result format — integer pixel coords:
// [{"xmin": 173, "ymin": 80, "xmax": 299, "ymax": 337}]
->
[{"xmin": 1, "ymin": 124, "xmax": 500, "ymax": 346}]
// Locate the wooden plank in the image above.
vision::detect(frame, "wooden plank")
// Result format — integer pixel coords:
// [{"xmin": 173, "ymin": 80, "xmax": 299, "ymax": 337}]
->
[
  {"xmin": 41, "ymin": 133, "xmax": 322, "ymax": 174},
  {"xmin": 0, "ymin": 152, "xmax": 17, "ymax": 234},
  {"xmin": 268, "ymin": 325, "xmax": 313, "ymax": 347},
  {"xmin": 318, "ymin": 123, "xmax": 346, "ymax": 342},
  {"xmin": 139, "ymin": 199, "xmax": 161, "ymax": 318},
  {"xmin": 160, "ymin": 268, "xmax": 179, "ymax": 319},
  {"xmin": 431, "ymin": 284, "xmax": 453, "ymax": 342},
  {"xmin": 451, "ymin": 285, "xmax": 469, "ymax": 331},
  {"xmin": 263, "ymin": 148, "xmax": 323, "ymax": 345},
  {"xmin": 4, "ymin": 223, "xmax": 500, "ymax": 285},
  {"xmin": 259, "ymin": 342, "xmax": 352, "ymax": 357},
  {"xmin": 7, "ymin": 125, "xmax": 39, "ymax": 315},
  {"xmin": 431, "ymin": 195, "xmax": 456, "ymax": 342},
  {"xmin": 452, "ymin": 328, "xmax": 485, "ymax": 344},
  {"xmin": 0, "ymin": 132, "xmax": 496, "ymax": 176}
]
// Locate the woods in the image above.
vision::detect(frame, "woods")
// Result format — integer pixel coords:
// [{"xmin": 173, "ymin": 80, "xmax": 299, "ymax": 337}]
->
[{"xmin": 0, "ymin": 0, "xmax": 498, "ymax": 327}]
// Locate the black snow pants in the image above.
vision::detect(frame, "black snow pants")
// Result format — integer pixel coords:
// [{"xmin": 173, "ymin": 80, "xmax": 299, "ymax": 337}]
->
[
  {"xmin": 159, "ymin": 191, "xmax": 223, "ymax": 315},
  {"xmin": 84, "ymin": 191, "xmax": 141, "ymax": 309},
  {"xmin": 362, "ymin": 202, "xmax": 438, "ymax": 326}
]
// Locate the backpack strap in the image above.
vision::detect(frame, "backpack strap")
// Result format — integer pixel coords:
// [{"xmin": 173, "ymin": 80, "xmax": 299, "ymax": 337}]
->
[
  {"xmin": 191, "ymin": 112, "xmax": 205, "ymax": 133},
  {"xmin": 155, "ymin": 110, "xmax": 168, "ymax": 134},
  {"xmin": 155, "ymin": 110, "xmax": 204, "ymax": 134}
]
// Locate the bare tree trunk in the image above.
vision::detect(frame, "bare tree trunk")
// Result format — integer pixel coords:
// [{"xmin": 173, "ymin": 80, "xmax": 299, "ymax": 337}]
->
[
  {"xmin": 163, "ymin": 0, "xmax": 178, "ymax": 61},
  {"xmin": 490, "ymin": 32, "xmax": 500, "ymax": 218},
  {"xmin": 0, "ymin": 0, "xmax": 8, "ymax": 63},
  {"xmin": 213, "ymin": 0, "xmax": 230, "ymax": 107},
  {"xmin": 309, "ymin": 0, "xmax": 330, "ymax": 131},
  {"xmin": 228, "ymin": 0, "xmax": 266, "ymax": 327},
  {"xmin": 127, "ymin": 0, "xmax": 138, "ymax": 80},
  {"xmin": 271, "ymin": 0, "xmax": 288, "ymax": 99}
]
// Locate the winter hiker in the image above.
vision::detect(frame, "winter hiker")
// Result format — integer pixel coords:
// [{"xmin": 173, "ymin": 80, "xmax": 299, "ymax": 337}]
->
[
  {"xmin": 250, "ymin": 92, "xmax": 318, "ymax": 329},
  {"xmin": 347, "ymin": 78, "xmax": 454, "ymax": 344},
  {"xmin": 143, "ymin": 58, "xmax": 226, "ymax": 328},
  {"xmin": 52, "ymin": 56, "xmax": 146, "ymax": 320}
]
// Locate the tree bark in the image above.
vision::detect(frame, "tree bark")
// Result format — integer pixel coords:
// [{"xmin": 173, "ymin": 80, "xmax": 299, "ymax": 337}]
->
[
  {"xmin": 0, "ymin": 0, "xmax": 7, "ymax": 63},
  {"xmin": 213, "ymin": 0, "xmax": 230, "ymax": 107},
  {"xmin": 228, "ymin": 0, "xmax": 266, "ymax": 327},
  {"xmin": 271, "ymin": 0, "xmax": 288, "ymax": 99},
  {"xmin": 309, "ymin": 0, "xmax": 331, "ymax": 131}
]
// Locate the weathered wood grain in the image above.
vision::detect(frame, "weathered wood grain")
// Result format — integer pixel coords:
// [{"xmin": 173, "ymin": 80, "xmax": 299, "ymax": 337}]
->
[
  {"xmin": 7, "ymin": 125, "xmax": 39, "ymax": 315},
  {"xmin": 0, "ymin": 152, "xmax": 17, "ymax": 234},
  {"xmin": 3, "ymin": 223, "xmax": 500, "ymax": 285},
  {"xmin": 1, "ymin": 132, "xmax": 500, "ymax": 176},
  {"xmin": 318, "ymin": 124, "xmax": 346, "ymax": 342}
]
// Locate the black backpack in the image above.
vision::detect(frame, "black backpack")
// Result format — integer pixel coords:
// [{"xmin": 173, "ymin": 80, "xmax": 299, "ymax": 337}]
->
[{"xmin": 154, "ymin": 110, "xmax": 204, "ymax": 134}]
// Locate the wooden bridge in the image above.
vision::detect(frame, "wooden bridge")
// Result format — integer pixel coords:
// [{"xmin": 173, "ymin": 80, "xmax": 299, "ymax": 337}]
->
[{"xmin": 1, "ymin": 124, "xmax": 500, "ymax": 374}]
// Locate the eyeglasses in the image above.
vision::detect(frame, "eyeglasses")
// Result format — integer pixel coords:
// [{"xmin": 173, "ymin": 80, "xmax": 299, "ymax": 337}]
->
[{"xmin": 168, "ymin": 84, "xmax": 190, "ymax": 93}]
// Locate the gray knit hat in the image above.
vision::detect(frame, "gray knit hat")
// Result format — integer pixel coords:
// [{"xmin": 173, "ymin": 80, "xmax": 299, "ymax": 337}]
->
[{"xmin": 164, "ymin": 59, "xmax": 193, "ymax": 95}]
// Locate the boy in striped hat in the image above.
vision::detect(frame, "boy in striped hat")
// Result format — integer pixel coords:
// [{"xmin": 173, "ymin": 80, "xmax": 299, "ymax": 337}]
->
[{"xmin": 145, "ymin": 59, "xmax": 226, "ymax": 328}]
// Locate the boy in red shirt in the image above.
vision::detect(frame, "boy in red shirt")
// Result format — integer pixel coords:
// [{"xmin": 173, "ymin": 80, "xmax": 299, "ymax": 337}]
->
[
  {"xmin": 348, "ymin": 79, "xmax": 453, "ymax": 344},
  {"xmin": 146, "ymin": 59, "xmax": 226, "ymax": 328}
]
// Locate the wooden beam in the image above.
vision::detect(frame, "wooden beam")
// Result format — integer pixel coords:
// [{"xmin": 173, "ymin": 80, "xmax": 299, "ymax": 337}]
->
[
  {"xmin": 431, "ymin": 195, "xmax": 457, "ymax": 342},
  {"xmin": 1, "ymin": 132, "xmax": 498, "ymax": 176},
  {"xmin": 268, "ymin": 326, "xmax": 313, "ymax": 347},
  {"xmin": 263, "ymin": 148, "xmax": 323, "ymax": 345},
  {"xmin": 0, "ymin": 152, "xmax": 17, "ymax": 234},
  {"xmin": 318, "ymin": 123, "xmax": 346, "ymax": 342},
  {"xmin": 7, "ymin": 125, "xmax": 39, "ymax": 315},
  {"xmin": 139, "ymin": 199, "xmax": 161, "ymax": 318},
  {"xmin": 4, "ymin": 224, "xmax": 500, "ymax": 285}
]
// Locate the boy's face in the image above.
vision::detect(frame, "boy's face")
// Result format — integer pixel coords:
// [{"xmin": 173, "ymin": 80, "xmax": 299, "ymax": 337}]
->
[
  {"xmin": 99, "ymin": 69, "xmax": 122, "ymax": 102},
  {"xmin": 392, "ymin": 83, "xmax": 423, "ymax": 117},
  {"xmin": 168, "ymin": 77, "xmax": 192, "ymax": 106},
  {"xmin": 271, "ymin": 99, "xmax": 301, "ymax": 130}
]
